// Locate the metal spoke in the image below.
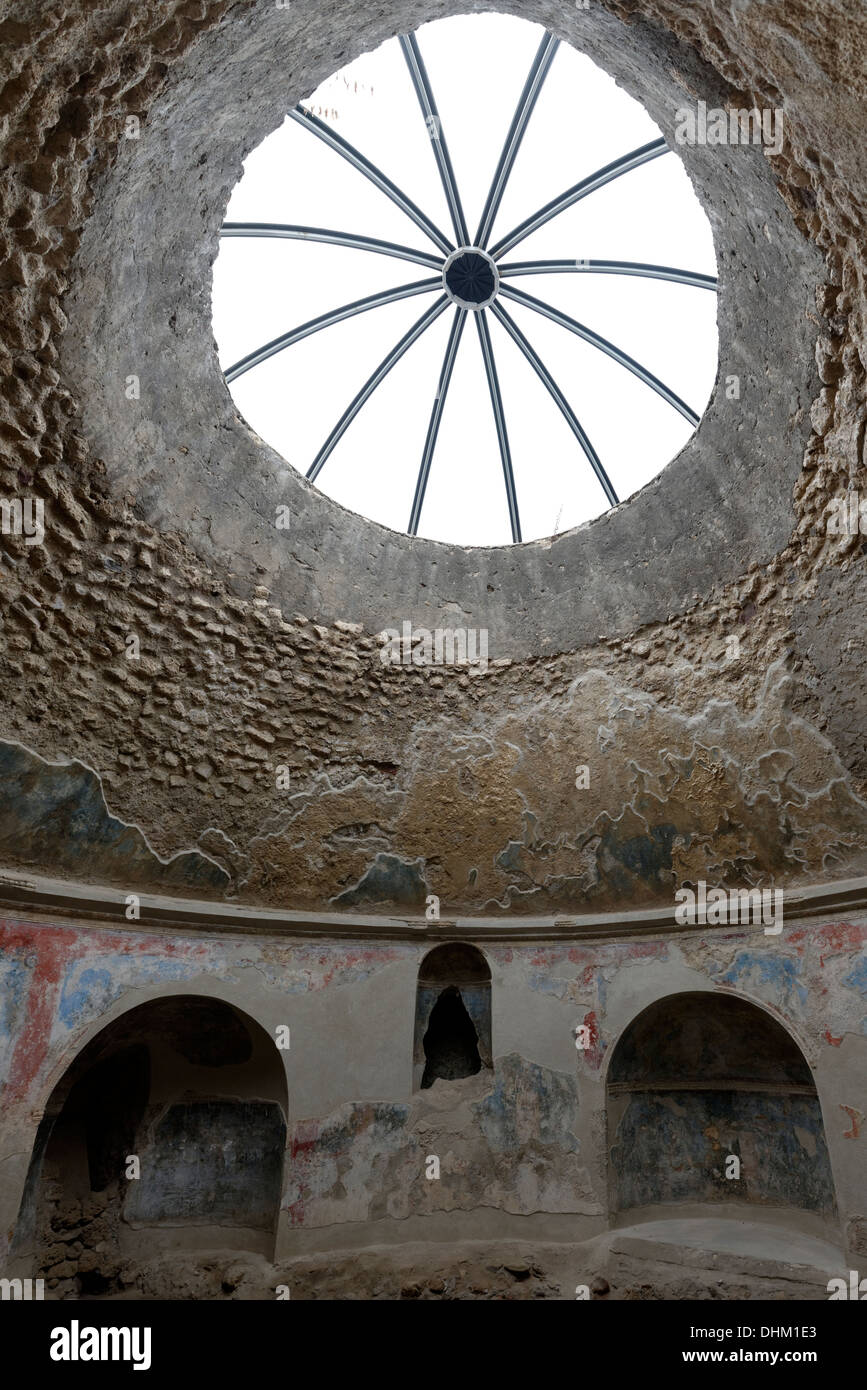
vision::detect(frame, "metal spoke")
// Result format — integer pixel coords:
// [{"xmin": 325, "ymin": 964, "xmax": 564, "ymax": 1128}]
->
[
  {"xmin": 221, "ymin": 223, "xmax": 443, "ymax": 270},
  {"xmin": 289, "ymin": 105, "xmax": 453, "ymax": 254},
  {"xmin": 399, "ymin": 33, "xmax": 469, "ymax": 247},
  {"xmin": 221, "ymin": 29, "xmax": 717, "ymax": 539},
  {"xmin": 474, "ymin": 31, "xmax": 559, "ymax": 249},
  {"xmin": 308, "ymin": 295, "xmax": 450, "ymax": 483},
  {"xmin": 499, "ymin": 282, "xmax": 699, "ymax": 426},
  {"xmin": 475, "ymin": 310, "xmax": 521, "ymax": 542},
  {"xmin": 499, "ymin": 258, "xmax": 717, "ymax": 291},
  {"xmin": 489, "ymin": 138, "xmax": 668, "ymax": 259},
  {"xmin": 224, "ymin": 278, "xmax": 441, "ymax": 383},
  {"xmin": 408, "ymin": 308, "xmax": 467, "ymax": 535},
  {"xmin": 490, "ymin": 301, "xmax": 618, "ymax": 507}
]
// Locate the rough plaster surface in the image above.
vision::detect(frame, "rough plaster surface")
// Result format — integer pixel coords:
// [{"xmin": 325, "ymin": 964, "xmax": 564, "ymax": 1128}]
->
[
  {"xmin": 612, "ymin": 1091, "xmax": 836, "ymax": 1213},
  {"xmin": 286, "ymin": 1057, "xmax": 591, "ymax": 1228},
  {"xmin": 123, "ymin": 1100, "xmax": 285, "ymax": 1228},
  {"xmin": 0, "ymin": 0, "xmax": 864, "ymax": 915},
  {"xmin": 27, "ymin": 1229, "xmax": 849, "ymax": 1301},
  {"xmin": 2, "ymin": 0, "xmax": 867, "ymax": 1300},
  {"xmin": 1, "ymin": 911, "xmax": 865, "ymax": 1283}
]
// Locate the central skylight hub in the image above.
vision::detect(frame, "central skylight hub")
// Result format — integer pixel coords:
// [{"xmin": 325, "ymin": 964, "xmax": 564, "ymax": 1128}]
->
[{"xmin": 443, "ymin": 247, "xmax": 499, "ymax": 309}]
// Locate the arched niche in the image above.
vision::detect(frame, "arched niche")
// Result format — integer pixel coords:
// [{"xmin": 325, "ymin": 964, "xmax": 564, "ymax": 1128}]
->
[
  {"xmin": 414, "ymin": 943, "xmax": 492, "ymax": 1091},
  {"xmin": 607, "ymin": 991, "xmax": 837, "ymax": 1221},
  {"xmin": 15, "ymin": 995, "xmax": 288, "ymax": 1295}
]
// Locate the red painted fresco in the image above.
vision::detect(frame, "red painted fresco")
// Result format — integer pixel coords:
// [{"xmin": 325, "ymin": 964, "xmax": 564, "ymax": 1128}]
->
[
  {"xmin": 2, "ymin": 922, "xmax": 80, "ymax": 1106},
  {"xmin": 840, "ymin": 1105, "xmax": 863, "ymax": 1140},
  {"xmin": 789, "ymin": 921, "xmax": 867, "ymax": 966},
  {"xmin": 0, "ymin": 918, "xmax": 212, "ymax": 1108},
  {"xmin": 580, "ymin": 1009, "xmax": 604, "ymax": 1071}
]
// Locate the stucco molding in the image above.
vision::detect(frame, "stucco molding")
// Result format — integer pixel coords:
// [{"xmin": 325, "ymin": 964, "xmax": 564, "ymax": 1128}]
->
[{"xmin": 1, "ymin": 867, "xmax": 865, "ymax": 942}]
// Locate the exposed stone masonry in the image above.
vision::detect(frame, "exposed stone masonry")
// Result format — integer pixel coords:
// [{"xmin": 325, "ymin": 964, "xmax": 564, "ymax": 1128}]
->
[{"xmin": 0, "ymin": 0, "xmax": 865, "ymax": 914}]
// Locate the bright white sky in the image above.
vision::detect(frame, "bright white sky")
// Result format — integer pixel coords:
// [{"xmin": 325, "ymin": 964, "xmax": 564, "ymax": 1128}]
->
[{"xmin": 212, "ymin": 12, "xmax": 718, "ymax": 546}]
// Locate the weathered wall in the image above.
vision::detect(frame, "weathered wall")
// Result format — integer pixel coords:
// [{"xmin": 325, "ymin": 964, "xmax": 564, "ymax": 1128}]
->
[
  {"xmin": 611, "ymin": 1091, "xmax": 836, "ymax": 1213},
  {"xmin": 17, "ymin": 994, "xmax": 287, "ymax": 1290},
  {"xmin": 607, "ymin": 992, "xmax": 836, "ymax": 1214},
  {"xmin": 0, "ymin": 0, "xmax": 864, "ymax": 915},
  {"xmin": 2, "ymin": 908, "xmax": 865, "ymax": 1293},
  {"xmin": 2, "ymin": 0, "xmax": 867, "ymax": 1303},
  {"xmin": 122, "ymin": 1100, "xmax": 285, "ymax": 1228},
  {"xmin": 414, "ymin": 943, "xmax": 493, "ymax": 1087}
]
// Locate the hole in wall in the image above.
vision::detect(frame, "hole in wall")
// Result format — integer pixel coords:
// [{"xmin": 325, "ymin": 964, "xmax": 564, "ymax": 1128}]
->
[
  {"xmin": 414, "ymin": 942, "xmax": 493, "ymax": 1090},
  {"xmin": 422, "ymin": 985, "xmax": 483, "ymax": 1088}
]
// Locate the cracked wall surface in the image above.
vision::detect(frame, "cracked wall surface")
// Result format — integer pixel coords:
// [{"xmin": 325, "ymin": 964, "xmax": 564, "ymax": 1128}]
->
[
  {"xmin": 607, "ymin": 992, "xmax": 837, "ymax": 1214},
  {"xmin": 0, "ymin": 0, "xmax": 864, "ymax": 914},
  {"xmin": 2, "ymin": 911, "xmax": 865, "ymax": 1275},
  {"xmin": 2, "ymin": 0, "xmax": 867, "ymax": 1302}
]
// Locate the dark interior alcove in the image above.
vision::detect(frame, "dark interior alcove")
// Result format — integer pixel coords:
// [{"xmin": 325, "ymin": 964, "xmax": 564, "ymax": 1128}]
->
[
  {"xmin": 414, "ymin": 943, "xmax": 492, "ymax": 1091},
  {"xmin": 607, "ymin": 992, "xmax": 836, "ymax": 1220}
]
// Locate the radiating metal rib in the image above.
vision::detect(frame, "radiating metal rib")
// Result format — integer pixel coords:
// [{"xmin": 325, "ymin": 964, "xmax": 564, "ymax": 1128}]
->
[
  {"xmin": 490, "ymin": 302, "xmax": 618, "ymax": 506},
  {"xmin": 307, "ymin": 295, "xmax": 451, "ymax": 483},
  {"xmin": 225, "ymin": 278, "xmax": 442, "ymax": 383},
  {"xmin": 498, "ymin": 258, "xmax": 717, "ymax": 291},
  {"xmin": 489, "ymin": 138, "xmax": 669, "ymax": 260},
  {"xmin": 221, "ymin": 223, "xmax": 443, "ymax": 270},
  {"xmin": 399, "ymin": 33, "xmax": 470, "ymax": 247},
  {"xmin": 474, "ymin": 31, "xmax": 560, "ymax": 250},
  {"xmin": 408, "ymin": 308, "xmax": 467, "ymax": 535},
  {"xmin": 475, "ymin": 310, "xmax": 521, "ymax": 542},
  {"xmin": 499, "ymin": 282, "xmax": 699, "ymax": 426},
  {"xmin": 289, "ymin": 105, "xmax": 453, "ymax": 255}
]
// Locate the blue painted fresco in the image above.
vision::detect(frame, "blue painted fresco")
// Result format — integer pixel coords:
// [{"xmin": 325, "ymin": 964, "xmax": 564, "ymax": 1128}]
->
[
  {"xmin": 843, "ymin": 957, "xmax": 867, "ymax": 996},
  {"xmin": 715, "ymin": 951, "xmax": 808, "ymax": 1011},
  {"xmin": 58, "ymin": 953, "xmax": 201, "ymax": 1031},
  {"xmin": 0, "ymin": 740, "xmax": 229, "ymax": 891},
  {"xmin": 475, "ymin": 1053, "xmax": 579, "ymax": 1154},
  {"xmin": 333, "ymin": 852, "xmax": 428, "ymax": 907},
  {"xmin": 612, "ymin": 1089, "xmax": 835, "ymax": 1213}
]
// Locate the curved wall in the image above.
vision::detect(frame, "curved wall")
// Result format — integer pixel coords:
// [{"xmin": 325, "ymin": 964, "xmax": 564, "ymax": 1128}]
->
[
  {"xmin": 2, "ymin": 905, "xmax": 864, "ymax": 1292},
  {"xmin": 1, "ymin": 15, "xmax": 866, "ymax": 905},
  {"xmin": 58, "ymin": 0, "xmax": 824, "ymax": 655}
]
